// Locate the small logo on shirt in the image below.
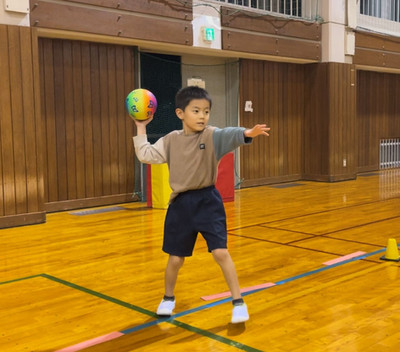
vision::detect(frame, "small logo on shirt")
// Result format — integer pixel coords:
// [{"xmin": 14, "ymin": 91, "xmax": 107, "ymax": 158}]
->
[{"xmin": 199, "ymin": 143, "xmax": 205, "ymax": 150}]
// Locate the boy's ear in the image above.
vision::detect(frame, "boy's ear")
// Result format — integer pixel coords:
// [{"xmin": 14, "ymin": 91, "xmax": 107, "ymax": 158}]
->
[{"xmin": 175, "ymin": 108, "xmax": 184, "ymax": 120}]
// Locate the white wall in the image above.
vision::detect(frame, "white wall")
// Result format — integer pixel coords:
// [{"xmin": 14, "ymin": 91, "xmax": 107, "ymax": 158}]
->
[
  {"xmin": 181, "ymin": 55, "xmax": 229, "ymax": 128},
  {"xmin": 192, "ymin": 0, "xmax": 222, "ymax": 50},
  {"xmin": 181, "ymin": 54, "xmax": 242, "ymax": 185},
  {"xmin": 0, "ymin": 0, "xmax": 29, "ymax": 26},
  {"xmin": 358, "ymin": 13, "xmax": 400, "ymax": 38}
]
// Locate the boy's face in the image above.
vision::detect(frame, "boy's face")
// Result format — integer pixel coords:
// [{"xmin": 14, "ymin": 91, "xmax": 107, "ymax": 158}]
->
[{"xmin": 176, "ymin": 98, "xmax": 210, "ymax": 135}]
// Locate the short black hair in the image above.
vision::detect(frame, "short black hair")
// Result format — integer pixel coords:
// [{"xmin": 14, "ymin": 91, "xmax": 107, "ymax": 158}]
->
[{"xmin": 175, "ymin": 86, "xmax": 212, "ymax": 111}]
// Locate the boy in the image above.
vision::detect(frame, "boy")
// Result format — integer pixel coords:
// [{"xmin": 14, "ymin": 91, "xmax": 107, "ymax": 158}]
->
[{"xmin": 133, "ymin": 86, "xmax": 270, "ymax": 323}]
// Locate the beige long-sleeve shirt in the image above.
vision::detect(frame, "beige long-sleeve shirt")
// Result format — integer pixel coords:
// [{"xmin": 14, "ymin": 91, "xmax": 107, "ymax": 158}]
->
[{"xmin": 133, "ymin": 126, "xmax": 251, "ymax": 201}]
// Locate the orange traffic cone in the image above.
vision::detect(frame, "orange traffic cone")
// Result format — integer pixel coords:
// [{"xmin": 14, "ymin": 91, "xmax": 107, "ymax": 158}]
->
[{"xmin": 380, "ymin": 238, "xmax": 400, "ymax": 262}]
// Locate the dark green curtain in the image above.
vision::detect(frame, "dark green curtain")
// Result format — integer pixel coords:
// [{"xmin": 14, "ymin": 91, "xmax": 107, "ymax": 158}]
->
[{"xmin": 140, "ymin": 53, "xmax": 182, "ymax": 144}]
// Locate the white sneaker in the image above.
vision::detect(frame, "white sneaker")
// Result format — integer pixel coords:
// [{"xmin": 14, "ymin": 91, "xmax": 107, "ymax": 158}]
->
[
  {"xmin": 231, "ymin": 303, "xmax": 249, "ymax": 323},
  {"xmin": 157, "ymin": 299, "xmax": 175, "ymax": 316}
]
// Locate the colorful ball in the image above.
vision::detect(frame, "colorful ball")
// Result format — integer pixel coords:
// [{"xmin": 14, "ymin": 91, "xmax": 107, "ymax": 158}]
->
[{"xmin": 125, "ymin": 88, "xmax": 157, "ymax": 121}]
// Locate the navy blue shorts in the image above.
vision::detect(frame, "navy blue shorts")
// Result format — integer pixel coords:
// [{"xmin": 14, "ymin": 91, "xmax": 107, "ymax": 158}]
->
[{"xmin": 163, "ymin": 186, "xmax": 227, "ymax": 257}]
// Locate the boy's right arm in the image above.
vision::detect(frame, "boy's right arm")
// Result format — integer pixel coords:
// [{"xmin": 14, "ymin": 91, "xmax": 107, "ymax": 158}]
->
[
  {"xmin": 132, "ymin": 117, "xmax": 167, "ymax": 164},
  {"xmin": 134, "ymin": 117, "xmax": 151, "ymax": 136}
]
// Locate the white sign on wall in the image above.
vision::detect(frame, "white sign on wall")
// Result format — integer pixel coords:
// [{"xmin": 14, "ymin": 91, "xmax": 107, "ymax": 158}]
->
[
  {"xmin": 192, "ymin": 15, "xmax": 221, "ymax": 50},
  {"xmin": 4, "ymin": 0, "xmax": 29, "ymax": 14}
]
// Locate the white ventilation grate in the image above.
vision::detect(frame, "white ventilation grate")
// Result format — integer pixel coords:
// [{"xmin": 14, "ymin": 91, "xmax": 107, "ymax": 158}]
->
[{"xmin": 380, "ymin": 138, "xmax": 400, "ymax": 169}]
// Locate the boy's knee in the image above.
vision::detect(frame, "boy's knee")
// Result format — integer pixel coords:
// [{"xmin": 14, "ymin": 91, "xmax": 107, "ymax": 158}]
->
[
  {"xmin": 169, "ymin": 255, "xmax": 185, "ymax": 268},
  {"xmin": 212, "ymin": 248, "xmax": 230, "ymax": 262}
]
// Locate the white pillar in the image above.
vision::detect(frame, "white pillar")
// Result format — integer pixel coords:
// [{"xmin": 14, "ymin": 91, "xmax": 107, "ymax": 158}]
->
[{"xmin": 320, "ymin": 0, "xmax": 355, "ymax": 63}]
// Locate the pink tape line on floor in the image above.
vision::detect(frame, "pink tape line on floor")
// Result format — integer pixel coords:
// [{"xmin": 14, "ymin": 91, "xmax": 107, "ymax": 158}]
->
[
  {"xmin": 201, "ymin": 282, "xmax": 276, "ymax": 301},
  {"xmin": 323, "ymin": 251, "xmax": 367, "ymax": 266},
  {"xmin": 55, "ymin": 331, "xmax": 124, "ymax": 352}
]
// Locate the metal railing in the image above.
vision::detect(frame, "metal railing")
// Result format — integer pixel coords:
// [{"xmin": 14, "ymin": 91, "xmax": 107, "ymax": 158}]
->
[
  {"xmin": 360, "ymin": 0, "xmax": 400, "ymax": 23},
  {"xmin": 213, "ymin": 0, "xmax": 319, "ymax": 21}
]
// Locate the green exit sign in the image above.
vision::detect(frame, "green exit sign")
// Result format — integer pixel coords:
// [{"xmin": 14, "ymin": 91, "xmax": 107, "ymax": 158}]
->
[{"xmin": 202, "ymin": 27, "xmax": 215, "ymax": 42}]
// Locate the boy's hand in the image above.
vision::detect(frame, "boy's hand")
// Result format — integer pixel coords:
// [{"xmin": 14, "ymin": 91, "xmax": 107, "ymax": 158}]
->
[
  {"xmin": 134, "ymin": 115, "xmax": 154, "ymax": 135},
  {"xmin": 244, "ymin": 124, "xmax": 270, "ymax": 138}
]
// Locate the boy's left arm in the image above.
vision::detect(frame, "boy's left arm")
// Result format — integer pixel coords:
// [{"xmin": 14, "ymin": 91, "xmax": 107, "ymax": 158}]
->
[
  {"xmin": 244, "ymin": 124, "xmax": 270, "ymax": 138},
  {"xmin": 213, "ymin": 124, "xmax": 270, "ymax": 160}
]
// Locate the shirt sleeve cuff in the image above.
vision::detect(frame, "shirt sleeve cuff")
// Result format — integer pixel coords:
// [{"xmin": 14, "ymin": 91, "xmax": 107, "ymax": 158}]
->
[
  {"xmin": 133, "ymin": 134, "xmax": 148, "ymax": 146},
  {"xmin": 244, "ymin": 136, "xmax": 253, "ymax": 144}
]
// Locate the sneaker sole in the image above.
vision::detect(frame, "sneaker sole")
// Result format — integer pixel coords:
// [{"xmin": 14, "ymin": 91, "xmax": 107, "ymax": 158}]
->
[
  {"xmin": 231, "ymin": 316, "xmax": 249, "ymax": 324},
  {"xmin": 157, "ymin": 309, "xmax": 173, "ymax": 316}
]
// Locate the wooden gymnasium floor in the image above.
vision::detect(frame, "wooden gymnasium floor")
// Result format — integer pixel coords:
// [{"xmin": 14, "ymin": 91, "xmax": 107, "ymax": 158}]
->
[{"xmin": 1, "ymin": 170, "xmax": 400, "ymax": 352}]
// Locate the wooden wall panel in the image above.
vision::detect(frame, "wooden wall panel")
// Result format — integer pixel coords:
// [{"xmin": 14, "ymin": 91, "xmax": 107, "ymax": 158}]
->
[
  {"xmin": 357, "ymin": 70, "xmax": 400, "ymax": 172},
  {"xmin": 66, "ymin": 0, "xmax": 193, "ymax": 20},
  {"xmin": 38, "ymin": 38, "xmax": 136, "ymax": 211},
  {"xmin": 303, "ymin": 64, "xmax": 329, "ymax": 178},
  {"xmin": 0, "ymin": 27, "xmax": 14, "ymax": 217},
  {"xmin": 221, "ymin": 6, "xmax": 321, "ymax": 61},
  {"xmin": 240, "ymin": 60, "xmax": 357, "ymax": 186},
  {"xmin": 30, "ymin": 0, "xmax": 193, "ymax": 46},
  {"xmin": 221, "ymin": 6, "xmax": 320, "ymax": 40},
  {"xmin": 328, "ymin": 63, "xmax": 357, "ymax": 180},
  {"xmin": 222, "ymin": 31, "xmax": 320, "ymax": 61},
  {"xmin": 355, "ymin": 31, "xmax": 400, "ymax": 52},
  {"xmin": 239, "ymin": 60, "xmax": 304, "ymax": 187},
  {"xmin": 304, "ymin": 63, "xmax": 357, "ymax": 181},
  {"xmin": 355, "ymin": 31, "xmax": 400, "ymax": 70},
  {"xmin": 0, "ymin": 25, "xmax": 45, "ymax": 228},
  {"xmin": 32, "ymin": 28, "xmax": 46, "ymax": 213}
]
